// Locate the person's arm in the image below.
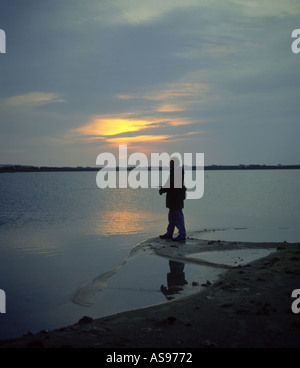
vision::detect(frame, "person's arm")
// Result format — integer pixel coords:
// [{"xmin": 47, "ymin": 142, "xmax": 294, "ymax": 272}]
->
[{"xmin": 159, "ymin": 187, "xmax": 168, "ymax": 195}]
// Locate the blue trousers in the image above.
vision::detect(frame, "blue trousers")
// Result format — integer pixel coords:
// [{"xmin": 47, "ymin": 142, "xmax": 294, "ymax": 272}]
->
[{"xmin": 166, "ymin": 209, "xmax": 186, "ymax": 238}]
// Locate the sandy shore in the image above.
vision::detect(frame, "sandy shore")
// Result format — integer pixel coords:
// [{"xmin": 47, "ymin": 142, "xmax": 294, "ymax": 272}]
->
[{"xmin": 1, "ymin": 236, "xmax": 300, "ymax": 348}]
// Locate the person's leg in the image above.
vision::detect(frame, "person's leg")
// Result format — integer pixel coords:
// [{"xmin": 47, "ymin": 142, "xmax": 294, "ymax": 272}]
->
[
  {"xmin": 160, "ymin": 209, "xmax": 175, "ymax": 239},
  {"xmin": 173, "ymin": 209, "xmax": 186, "ymax": 240},
  {"xmin": 167, "ymin": 208, "xmax": 175, "ymax": 236}
]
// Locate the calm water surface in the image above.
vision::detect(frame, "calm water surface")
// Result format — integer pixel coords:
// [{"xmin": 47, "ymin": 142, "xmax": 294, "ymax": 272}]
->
[{"xmin": 0, "ymin": 170, "xmax": 299, "ymax": 339}]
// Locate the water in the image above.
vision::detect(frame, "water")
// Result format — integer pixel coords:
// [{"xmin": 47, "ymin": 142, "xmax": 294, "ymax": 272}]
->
[{"xmin": 0, "ymin": 170, "xmax": 299, "ymax": 339}]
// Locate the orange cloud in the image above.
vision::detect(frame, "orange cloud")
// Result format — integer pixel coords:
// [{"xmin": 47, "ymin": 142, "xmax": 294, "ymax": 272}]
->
[
  {"xmin": 106, "ymin": 135, "xmax": 169, "ymax": 144},
  {"xmin": 73, "ymin": 117, "xmax": 155, "ymax": 137},
  {"xmin": 72, "ymin": 115, "xmax": 192, "ymax": 139},
  {"xmin": 68, "ymin": 114, "xmax": 197, "ymax": 151},
  {"xmin": 156, "ymin": 104, "xmax": 185, "ymax": 112}
]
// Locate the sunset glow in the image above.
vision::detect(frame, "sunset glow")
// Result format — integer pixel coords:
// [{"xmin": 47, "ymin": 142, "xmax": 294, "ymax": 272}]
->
[
  {"xmin": 70, "ymin": 115, "xmax": 194, "ymax": 148},
  {"xmin": 73, "ymin": 117, "xmax": 154, "ymax": 137},
  {"xmin": 106, "ymin": 135, "xmax": 170, "ymax": 145}
]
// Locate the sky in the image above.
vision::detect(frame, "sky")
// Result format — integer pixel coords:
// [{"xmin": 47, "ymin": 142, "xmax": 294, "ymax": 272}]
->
[{"xmin": 0, "ymin": 0, "xmax": 299, "ymax": 167}]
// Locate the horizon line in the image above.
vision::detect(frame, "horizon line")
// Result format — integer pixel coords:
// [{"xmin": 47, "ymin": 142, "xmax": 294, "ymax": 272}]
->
[{"xmin": 1, "ymin": 163, "xmax": 300, "ymax": 173}]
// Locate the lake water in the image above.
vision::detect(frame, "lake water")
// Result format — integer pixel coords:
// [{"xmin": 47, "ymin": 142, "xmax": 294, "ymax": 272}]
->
[{"xmin": 0, "ymin": 169, "xmax": 299, "ymax": 339}]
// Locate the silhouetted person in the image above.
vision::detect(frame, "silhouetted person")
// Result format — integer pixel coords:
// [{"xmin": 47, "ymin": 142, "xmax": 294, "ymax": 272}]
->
[
  {"xmin": 159, "ymin": 158, "xmax": 186, "ymax": 241},
  {"xmin": 160, "ymin": 260, "xmax": 188, "ymax": 300}
]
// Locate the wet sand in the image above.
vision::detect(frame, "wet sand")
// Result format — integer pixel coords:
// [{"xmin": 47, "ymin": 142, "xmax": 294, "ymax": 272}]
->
[{"xmin": 1, "ymin": 235, "xmax": 300, "ymax": 348}]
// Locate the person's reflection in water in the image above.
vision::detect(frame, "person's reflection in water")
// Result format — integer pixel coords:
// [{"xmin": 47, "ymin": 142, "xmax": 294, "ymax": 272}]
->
[{"xmin": 160, "ymin": 260, "xmax": 188, "ymax": 300}]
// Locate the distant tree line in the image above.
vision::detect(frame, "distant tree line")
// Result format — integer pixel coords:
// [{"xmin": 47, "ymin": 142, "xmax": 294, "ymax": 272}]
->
[{"xmin": 1, "ymin": 164, "xmax": 300, "ymax": 173}]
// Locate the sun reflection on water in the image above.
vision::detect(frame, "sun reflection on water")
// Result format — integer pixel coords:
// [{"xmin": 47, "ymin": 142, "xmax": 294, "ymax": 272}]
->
[{"xmin": 92, "ymin": 188, "xmax": 165, "ymax": 236}]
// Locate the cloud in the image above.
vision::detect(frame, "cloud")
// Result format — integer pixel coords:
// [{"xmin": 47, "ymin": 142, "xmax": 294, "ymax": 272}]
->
[
  {"xmin": 69, "ymin": 114, "xmax": 195, "ymax": 143},
  {"xmin": 116, "ymin": 82, "xmax": 212, "ymax": 116},
  {"xmin": 106, "ymin": 134, "xmax": 170, "ymax": 145},
  {"xmin": 74, "ymin": 0, "xmax": 207, "ymax": 26},
  {"xmin": 61, "ymin": 106, "xmax": 204, "ymax": 155},
  {"xmin": 72, "ymin": 80, "xmax": 210, "ymax": 141},
  {"xmin": 231, "ymin": 0, "xmax": 300, "ymax": 17},
  {"xmin": 0, "ymin": 1, "xmax": 299, "ymax": 166},
  {"xmin": 86, "ymin": 0, "xmax": 300, "ymax": 27},
  {"xmin": 156, "ymin": 104, "xmax": 186, "ymax": 112},
  {"xmin": 72, "ymin": 116, "xmax": 156, "ymax": 137},
  {"xmin": 3, "ymin": 92, "xmax": 65, "ymax": 108}
]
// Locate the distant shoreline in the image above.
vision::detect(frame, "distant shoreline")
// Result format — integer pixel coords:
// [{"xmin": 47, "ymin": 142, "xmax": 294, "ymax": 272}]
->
[{"xmin": 1, "ymin": 164, "xmax": 300, "ymax": 173}]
